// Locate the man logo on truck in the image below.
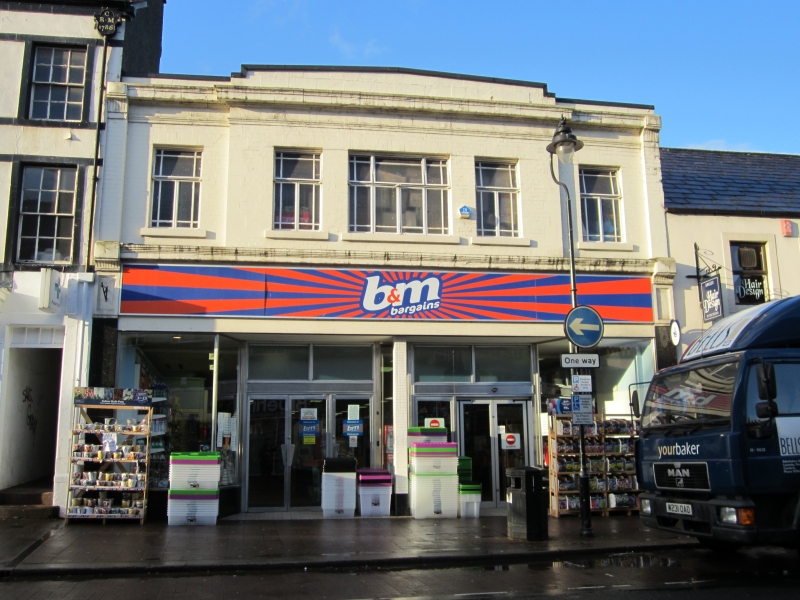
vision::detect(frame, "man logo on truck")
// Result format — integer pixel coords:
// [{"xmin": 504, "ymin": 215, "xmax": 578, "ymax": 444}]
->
[{"xmin": 667, "ymin": 468, "xmax": 691, "ymax": 478}]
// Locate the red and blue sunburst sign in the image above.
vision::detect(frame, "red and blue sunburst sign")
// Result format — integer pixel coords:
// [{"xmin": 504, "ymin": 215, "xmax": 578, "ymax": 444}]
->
[{"xmin": 119, "ymin": 265, "xmax": 653, "ymax": 323}]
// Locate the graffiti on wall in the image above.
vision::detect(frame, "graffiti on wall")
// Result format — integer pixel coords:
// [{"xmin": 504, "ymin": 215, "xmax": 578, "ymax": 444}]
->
[{"xmin": 23, "ymin": 386, "xmax": 38, "ymax": 443}]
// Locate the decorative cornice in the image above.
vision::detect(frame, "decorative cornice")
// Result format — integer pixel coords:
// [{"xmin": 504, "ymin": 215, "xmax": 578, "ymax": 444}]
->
[{"xmin": 119, "ymin": 243, "xmax": 668, "ymax": 277}]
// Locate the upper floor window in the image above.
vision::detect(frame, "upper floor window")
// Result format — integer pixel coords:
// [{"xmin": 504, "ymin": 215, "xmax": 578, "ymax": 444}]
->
[
  {"xmin": 18, "ymin": 166, "xmax": 76, "ymax": 263},
  {"xmin": 730, "ymin": 242, "xmax": 768, "ymax": 305},
  {"xmin": 273, "ymin": 152, "xmax": 321, "ymax": 230},
  {"xmin": 150, "ymin": 149, "xmax": 202, "ymax": 228},
  {"xmin": 30, "ymin": 47, "xmax": 86, "ymax": 121},
  {"xmin": 475, "ymin": 162, "xmax": 519, "ymax": 237},
  {"xmin": 349, "ymin": 155, "xmax": 449, "ymax": 235},
  {"xmin": 579, "ymin": 168, "xmax": 622, "ymax": 242}
]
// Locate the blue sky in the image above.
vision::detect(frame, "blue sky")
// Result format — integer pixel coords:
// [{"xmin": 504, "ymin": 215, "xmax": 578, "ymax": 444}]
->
[{"xmin": 159, "ymin": 0, "xmax": 799, "ymax": 154}]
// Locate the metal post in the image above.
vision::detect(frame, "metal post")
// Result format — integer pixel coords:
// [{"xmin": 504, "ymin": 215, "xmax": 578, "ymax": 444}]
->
[{"xmin": 550, "ymin": 154, "xmax": 594, "ymax": 539}]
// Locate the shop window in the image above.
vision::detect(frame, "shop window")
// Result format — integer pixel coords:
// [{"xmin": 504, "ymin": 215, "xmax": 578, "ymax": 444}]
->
[
  {"xmin": 730, "ymin": 242, "xmax": 768, "ymax": 305},
  {"xmin": 474, "ymin": 346, "xmax": 531, "ymax": 382},
  {"xmin": 30, "ymin": 46, "xmax": 86, "ymax": 121},
  {"xmin": 249, "ymin": 345, "xmax": 309, "ymax": 380},
  {"xmin": 475, "ymin": 161, "xmax": 519, "ymax": 237},
  {"xmin": 348, "ymin": 155, "xmax": 450, "ymax": 235},
  {"xmin": 416, "ymin": 400, "xmax": 452, "ymax": 437},
  {"xmin": 117, "ymin": 334, "xmax": 218, "ymax": 488},
  {"xmin": 17, "ymin": 166, "xmax": 77, "ymax": 263},
  {"xmin": 579, "ymin": 168, "xmax": 622, "ymax": 243},
  {"xmin": 414, "ymin": 346, "xmax": 471, "ymax": 382},
  {"xmin": 273, "ymin": 151, "xmax": 321, "ymax": 230},
  {"xmin": 150, "ymin": 149, "xmax": 202, "ymax": 228},
  {"xmin": 312, "ymin": 346, "xmax": 372, "ymax": 380}
]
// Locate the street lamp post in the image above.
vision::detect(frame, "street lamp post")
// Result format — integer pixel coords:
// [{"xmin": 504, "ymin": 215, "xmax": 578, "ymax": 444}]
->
[{"xmin": 546, "ymin": 118, "xmax": 594, "ymax": 539}]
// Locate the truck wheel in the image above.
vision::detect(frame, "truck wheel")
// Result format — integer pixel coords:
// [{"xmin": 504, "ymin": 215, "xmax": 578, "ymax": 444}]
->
[{"xmin": 696, "ymin": 538, "xmax": 741, "ymax": 553}]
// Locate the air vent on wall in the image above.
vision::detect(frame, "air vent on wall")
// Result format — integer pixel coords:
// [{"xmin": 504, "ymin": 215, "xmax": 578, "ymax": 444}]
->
[{"xmin": 738, "ymin": 246, "xmax": 759, "ymax": 269}]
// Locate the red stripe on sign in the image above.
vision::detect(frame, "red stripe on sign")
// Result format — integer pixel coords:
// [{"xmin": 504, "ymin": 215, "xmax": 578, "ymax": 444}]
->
[
  {"xmin": 120, "ymin": 299, "xmax": 266, "ymax": 314},
  {"xmin": 123, "ymin": 268, "xmax": 265, "ymax": 291},
  {"xmin": 594, "ymin": 305, "xmax": 653, "ymax": 322}
]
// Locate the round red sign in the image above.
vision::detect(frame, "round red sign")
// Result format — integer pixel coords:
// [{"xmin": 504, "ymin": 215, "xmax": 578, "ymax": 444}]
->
[
  {"xmin": 430, "ymin": 419, "xmax": 441, "ymax": 428},
  {"xmin": 506, "ymin": 434, "xmax": 516, "ymax": 445}
]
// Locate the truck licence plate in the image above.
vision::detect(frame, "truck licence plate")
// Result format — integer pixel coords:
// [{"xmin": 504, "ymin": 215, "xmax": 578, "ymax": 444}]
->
[{"xmin": 666, "ymin": 502, "xmax": 692, "ymax": 516}]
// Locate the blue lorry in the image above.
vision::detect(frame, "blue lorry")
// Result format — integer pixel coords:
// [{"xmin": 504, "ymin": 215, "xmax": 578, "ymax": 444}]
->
[{"xmin": 636, "ymin": 296, "xmax": 800, "ymax": 552}]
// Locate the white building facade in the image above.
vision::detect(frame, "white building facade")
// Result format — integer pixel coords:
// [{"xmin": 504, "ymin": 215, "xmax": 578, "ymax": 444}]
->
[
  {"xmin": 0, "ymin": 1, "xmax": 163, "ymax": 510},
  {"xmin": 91, "ymin": 65, "xmax": 676, "ymax": 516},
  {"xmin": 661, "ymin": 148, "xmax": 800, "ymax": 356}
]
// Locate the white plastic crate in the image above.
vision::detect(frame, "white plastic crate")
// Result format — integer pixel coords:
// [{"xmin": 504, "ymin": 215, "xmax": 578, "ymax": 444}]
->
[
  {"xmin": 358, "ymin": 487, "xmax": 391, "ymax": 517},
  {"xmin": 168, "ymin": 514, "xmax": 217, "ymax": 526},
  {"xmin": 322, "ymin": 472, "xmax": 356, "ymax": 518},
  {"xmin": 458, "ymin": 494, "xmax": 481, "ymax": 518},
  {"xmin": 410, "ymin": 474, "xmax": 458, "ymax": 519}
]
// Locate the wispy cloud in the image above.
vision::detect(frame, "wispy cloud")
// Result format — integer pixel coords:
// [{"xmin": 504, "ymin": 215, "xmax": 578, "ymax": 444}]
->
[
  {"xmin": 330, "ymin": 28, "xmax": 385, "ymax": 60},
  {"xmin": 249, "ymin": 0, "xmax": 308, "ymax": 24},
  {"xmin": 687, "ymin": 139, "xmax": 759, "ymax": 152}
]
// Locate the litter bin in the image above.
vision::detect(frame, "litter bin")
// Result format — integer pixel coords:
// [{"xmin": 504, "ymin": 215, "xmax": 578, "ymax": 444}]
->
[{"xmin": 506, "ymin": 466, "xmax": 548, "ymax": 541}]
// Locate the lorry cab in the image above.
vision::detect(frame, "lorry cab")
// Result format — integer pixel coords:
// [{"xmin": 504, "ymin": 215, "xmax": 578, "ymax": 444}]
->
[{"xmin": 638, "ymin": 297, "xmax": 800, "ymax": 551}]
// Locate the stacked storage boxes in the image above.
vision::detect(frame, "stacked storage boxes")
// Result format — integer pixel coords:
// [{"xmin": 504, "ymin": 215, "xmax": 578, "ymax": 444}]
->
[
  {"xmin": 408, "ymin": 426, "xmax": 448, "ymax": 444},
  {"xmin": 357, "ymin": 469, "xmax": 392, "ymax": 517},
  {"xmin": 167, "ymin": 452, "xmax": 221, "ymax": 526},
  {"xmin": 456, "ymin": 456, "xmax": 481, "ymax": 518},
  {"xmin": 409, "ymin": 442, "xmax": 459, "ymax": 519},
  {"xmin": 322, "ymin": 458, "xmax": 357, "ymax": 518}
]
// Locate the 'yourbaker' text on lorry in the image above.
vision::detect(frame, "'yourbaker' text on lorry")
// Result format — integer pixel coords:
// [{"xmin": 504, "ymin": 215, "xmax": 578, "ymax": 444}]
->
[{"xmin": 635, "ymin": 297, "xmax": 800, "ymax": 553}]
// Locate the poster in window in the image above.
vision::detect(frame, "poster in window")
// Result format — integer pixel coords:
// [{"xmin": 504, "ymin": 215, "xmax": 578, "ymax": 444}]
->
[{"xmin": 735, "ymin": 275, "xmax": 766, "ymax": 305}]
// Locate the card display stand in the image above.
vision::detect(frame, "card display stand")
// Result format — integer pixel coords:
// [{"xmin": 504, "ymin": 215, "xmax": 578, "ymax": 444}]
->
[
  {"xmin": 548, "ymin": 415, "xmax": 640, "ymax": 517},
  {"xmin": 66, "ymin": 398, "xmax": 152, "ymax": 524}
]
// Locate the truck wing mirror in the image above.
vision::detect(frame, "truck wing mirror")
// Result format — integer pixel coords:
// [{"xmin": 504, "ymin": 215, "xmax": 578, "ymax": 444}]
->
[
  {"xmin": 755, "ymin": 401, "xmax": 779, "ymax": 419},
  {"xmin": 630, "ymin": 390, "xmax": 641, "ymax": 419},
  {"xmin": 756, "ymin": 362, "xmax": 777, "ymax": 401}
]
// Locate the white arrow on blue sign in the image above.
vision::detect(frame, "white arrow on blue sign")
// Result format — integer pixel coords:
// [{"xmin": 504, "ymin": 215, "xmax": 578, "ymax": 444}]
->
[{"xmin": 564, "ymin": 305, "xmax": 604, "ymax": 348}]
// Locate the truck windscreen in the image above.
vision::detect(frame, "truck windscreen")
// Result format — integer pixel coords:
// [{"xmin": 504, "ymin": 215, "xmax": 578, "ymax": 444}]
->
[{"xmin": 642, "ymin": 360, "xmax": 739, "ymax": 429}]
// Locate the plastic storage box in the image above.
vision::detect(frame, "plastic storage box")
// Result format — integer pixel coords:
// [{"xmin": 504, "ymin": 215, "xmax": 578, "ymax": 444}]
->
[
  {"xmin": 167, "ymin": 489, "xmax": 219, "ymax": 526},
  {"xmin": 322, "ymin": 458, "xmax": 357, "ymax": 518},
  {"xmin": 458, "ymin": 481, "xmax": 482, "ymax": 518}
]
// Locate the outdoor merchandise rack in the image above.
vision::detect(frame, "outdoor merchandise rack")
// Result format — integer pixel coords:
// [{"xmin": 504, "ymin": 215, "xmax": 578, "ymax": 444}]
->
[
  {"xmin": 66, "ymin": 388, "xmax": 153, "ymax": 524},
  {"xmin": 548, "ymin": 415, "xmax": 640, "ymax": 517}
]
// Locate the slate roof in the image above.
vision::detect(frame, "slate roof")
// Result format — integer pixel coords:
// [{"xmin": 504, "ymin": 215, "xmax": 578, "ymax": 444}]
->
[{"xmin": 660, "ymin": 148, "xmax": 800, "ymax": 216}]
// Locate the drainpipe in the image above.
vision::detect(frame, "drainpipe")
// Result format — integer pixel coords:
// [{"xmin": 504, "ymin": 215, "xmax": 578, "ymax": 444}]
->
[{"xmin": 85, "ymin": 35, "xmax": 109, "ymax": 270}]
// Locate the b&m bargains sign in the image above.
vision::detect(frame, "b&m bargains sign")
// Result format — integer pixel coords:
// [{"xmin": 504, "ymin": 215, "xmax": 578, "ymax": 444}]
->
[{"xmin": 120, "ymin": 265, "xmax": 653, "ymax": 323}]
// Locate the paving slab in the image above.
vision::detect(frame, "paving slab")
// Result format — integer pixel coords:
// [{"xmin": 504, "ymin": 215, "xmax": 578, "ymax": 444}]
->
[{"xmin": 0, "ymin": 515, "xmax": 697, "ymax": 578}]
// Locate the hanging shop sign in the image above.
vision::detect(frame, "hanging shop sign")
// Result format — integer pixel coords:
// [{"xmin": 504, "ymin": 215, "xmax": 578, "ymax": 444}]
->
[
  {"xmin": 74, "ymin": 387, "xmax": 151, "ymax": 406},
  {"xmin": 120, "ymin": 265, "xmax": 653, "ymax": 323},
  {"xmin": 700, "ymin": 277, "xmax": 723, "ymax": 322}
]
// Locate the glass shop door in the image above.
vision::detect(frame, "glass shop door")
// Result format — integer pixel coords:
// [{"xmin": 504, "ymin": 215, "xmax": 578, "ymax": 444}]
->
[
  {"xmin": 458, "ymin": 399, "xmax": 529, "ymax": 508},
  {"xmin": 247, "ymin": 397, "xmax": 327, "ymax": 510}
]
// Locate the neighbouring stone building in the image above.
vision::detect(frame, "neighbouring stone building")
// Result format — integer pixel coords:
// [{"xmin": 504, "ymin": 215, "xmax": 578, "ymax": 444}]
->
[
  {"xmin": 0, "ymin": 0, "xmax": 164, "ymax": 508},
  {"xmin": 660, "ymin": 148, "xmax": 800, "ymax": 356}
]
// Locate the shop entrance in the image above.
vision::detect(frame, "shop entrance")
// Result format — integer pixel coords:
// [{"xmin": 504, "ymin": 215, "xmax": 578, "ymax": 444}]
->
[
  {"xmin": 458, "ymin": 400, "xmax": 529, "ymax": 508},
  {"xmin": 247, "ymin": 397, "xmax": 327, "ymax": 511}
]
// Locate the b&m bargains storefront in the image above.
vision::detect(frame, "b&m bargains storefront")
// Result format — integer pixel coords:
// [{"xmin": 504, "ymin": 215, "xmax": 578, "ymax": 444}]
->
[{"xmin": 116, "ymin": 263, "xmax": 657, "ymax": 516}]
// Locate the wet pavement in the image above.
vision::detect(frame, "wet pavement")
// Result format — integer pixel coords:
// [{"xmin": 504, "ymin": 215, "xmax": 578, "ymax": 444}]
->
[
  {"xmin": 0, "ymin": 514, "xmax": 698, "ymax": 577},
  {"xmin": 0, "ymin": 545, "xmax": 797, "ymax": 599}
]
